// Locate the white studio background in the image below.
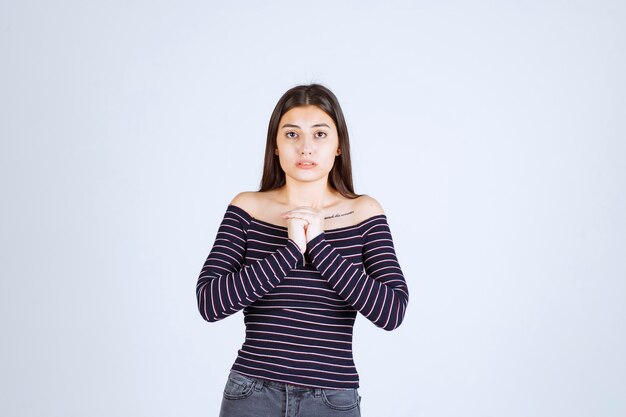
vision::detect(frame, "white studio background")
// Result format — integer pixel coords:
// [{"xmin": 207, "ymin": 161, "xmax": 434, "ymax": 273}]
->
[{"xmin": 1, "ymin": 1, "xmax": 624, "ymax": 416}]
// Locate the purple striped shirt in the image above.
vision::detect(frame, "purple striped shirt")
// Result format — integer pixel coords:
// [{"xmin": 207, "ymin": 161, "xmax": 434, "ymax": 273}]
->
[{"xmin": 196, "ymin": 204, "xmax": 409, "ymax": 389}]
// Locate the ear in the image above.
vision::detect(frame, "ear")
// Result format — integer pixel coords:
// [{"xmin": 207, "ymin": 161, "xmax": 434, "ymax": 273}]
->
[
  {"xmin": 336, "ymin": 148, "xmax": 341, "ymax": 156},
  {"xmin": 274, "ymin": 148, "xmax": 279, "ymax": 155}
]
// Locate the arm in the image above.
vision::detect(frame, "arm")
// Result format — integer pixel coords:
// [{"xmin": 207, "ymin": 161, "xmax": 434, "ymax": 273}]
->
[
  {"xmin": 196, "ymin": 206, "xmax": 304, "ymax": 322},
  {"xmin": 306, "ymin": 217, "xmax": 409, "ymax": 331}
]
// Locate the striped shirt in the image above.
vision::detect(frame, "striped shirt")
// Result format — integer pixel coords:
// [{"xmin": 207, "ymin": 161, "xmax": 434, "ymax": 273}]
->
[{"xmin": 196, "ymin": 204, "xmax": 409, "ymax": 389}]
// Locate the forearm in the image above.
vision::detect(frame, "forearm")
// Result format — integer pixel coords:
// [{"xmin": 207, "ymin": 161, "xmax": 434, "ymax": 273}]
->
[
  {"xmin": 197, "ymin": 239, "xmax": 304, "ymax": 322},
  {"xmin": 307, "ymin": 233, "xmax": 409, "ymax": 330}
]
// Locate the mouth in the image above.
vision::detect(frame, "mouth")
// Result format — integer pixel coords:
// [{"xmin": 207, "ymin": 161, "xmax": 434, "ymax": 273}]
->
[{"xmin": 296, "ymin": 160, "xmax": 317, "ymax": 169}]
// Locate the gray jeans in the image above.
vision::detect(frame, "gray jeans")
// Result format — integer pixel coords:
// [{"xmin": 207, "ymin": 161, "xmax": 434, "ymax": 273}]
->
[{"xmin": 218, "ymin": 370, "xmax": 362, "ymax": 417}]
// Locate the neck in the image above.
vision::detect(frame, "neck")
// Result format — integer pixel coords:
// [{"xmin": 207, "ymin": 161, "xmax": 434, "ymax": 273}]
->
[{"xmin": 280, "ymin": 176, "xmax": 335, "ymax": 209}]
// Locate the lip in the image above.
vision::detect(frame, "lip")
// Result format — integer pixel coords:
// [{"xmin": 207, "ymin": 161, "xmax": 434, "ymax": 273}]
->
[{"xmin": 296, "ymin": 159, "xmax": 317, "ymax": 169}]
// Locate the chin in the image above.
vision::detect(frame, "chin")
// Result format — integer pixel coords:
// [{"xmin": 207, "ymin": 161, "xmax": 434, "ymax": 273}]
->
[{"xmin": 286, "ymin": 172, "xmax": 329, "ymax": 183}]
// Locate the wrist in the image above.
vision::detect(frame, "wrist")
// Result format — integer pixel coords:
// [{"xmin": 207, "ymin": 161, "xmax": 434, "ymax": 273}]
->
[
  {"xmin": 306, "ymin": 228, "xmax": 323, "ymax": 242},
  {"xmin": 305, "ymin": 231, "xmax": 326, "ymax": 254}
]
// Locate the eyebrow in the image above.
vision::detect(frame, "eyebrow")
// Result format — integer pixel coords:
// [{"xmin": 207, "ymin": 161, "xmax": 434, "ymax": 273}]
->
[{"xmin": 280, "ymin": 123, "xmax": 331, "ymax": 129}]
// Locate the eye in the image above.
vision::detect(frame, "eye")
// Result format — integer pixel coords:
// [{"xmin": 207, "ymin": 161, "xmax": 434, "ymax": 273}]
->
[
  {"xmin": 286, "ymin": 131, "xmax": 298, "ymax": 139},
  {"xmin": 315, "ymin": 131, "xmax": 327, "ymax": 138}
]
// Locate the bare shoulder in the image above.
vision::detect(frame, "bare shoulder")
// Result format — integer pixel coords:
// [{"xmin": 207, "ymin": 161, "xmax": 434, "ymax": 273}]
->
[
  {"xmin": 353, "ymin": 194, "xmax": 385, "ymax": 221},
  {"xmin": 229, "ymin": 191, "xmax": 261, "ymax": 216}
]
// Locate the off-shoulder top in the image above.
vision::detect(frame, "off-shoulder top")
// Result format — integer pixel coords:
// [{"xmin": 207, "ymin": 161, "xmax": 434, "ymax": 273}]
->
[{"xmin": 196, "ymin": 204, "xmax": 409, "ymax": 389}]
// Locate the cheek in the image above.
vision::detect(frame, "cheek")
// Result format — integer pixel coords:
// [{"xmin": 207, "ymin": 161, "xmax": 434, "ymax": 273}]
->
[
  {"xmin": 276, "ymin": 151, "xmax": 296, "ymax": 172},
  {"xmin": 277, "ymin": 140, "xmax": 297, "ymax": 154},
  {"xmin": 276, "ymin": 153, "xmax": 287, "ymax": 169},
  {"xmin": 322, "ymin": 143, "xmax": 340, "ymax": 163}
]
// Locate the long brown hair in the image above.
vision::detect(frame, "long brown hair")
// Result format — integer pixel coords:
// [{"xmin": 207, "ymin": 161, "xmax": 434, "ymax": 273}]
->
[{"xmin": 259, "ymin": 84, "xmax": 360, "ymax": 199}]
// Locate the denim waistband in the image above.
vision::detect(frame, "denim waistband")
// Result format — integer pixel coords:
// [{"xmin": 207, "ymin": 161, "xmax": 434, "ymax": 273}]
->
[{"xmin": 229, "ymin": 370, "xmax": 332, "ymax": 393}]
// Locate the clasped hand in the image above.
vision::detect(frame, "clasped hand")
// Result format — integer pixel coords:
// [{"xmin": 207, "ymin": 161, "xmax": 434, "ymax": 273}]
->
[{"xmin": 281, "ymin": 206, "xmax": 324, "ymax": 254}]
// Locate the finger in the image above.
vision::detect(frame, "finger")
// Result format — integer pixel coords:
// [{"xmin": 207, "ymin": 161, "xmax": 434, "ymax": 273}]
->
[
  {"xmin": 281, "ymin": 210, "xmax": 322, "ymax": 219},
  {"xmin": 285, "ymin": 216, "xmax": 310, "ymax": 225},
  {"xmin": 281, "ymin": 207, "xmax": 322, "ymax": 215},
  {"xmin": 283, "ymin": 213, "xmax": 317, "ymax": 223},
  {"xmin": 284, "ymin": 206, "xmax": 316, "ymax": 211}
]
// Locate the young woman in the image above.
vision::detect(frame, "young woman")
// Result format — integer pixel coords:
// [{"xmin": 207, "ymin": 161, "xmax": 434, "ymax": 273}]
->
[{"xmin": 196, "ymin": 84, "xmax": 409, "ymax": 417}]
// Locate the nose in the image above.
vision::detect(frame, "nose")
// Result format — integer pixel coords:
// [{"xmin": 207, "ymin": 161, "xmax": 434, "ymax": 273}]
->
[{"xmin": 299, "ymin": 135, "xmax": 313, "ymax": 155}]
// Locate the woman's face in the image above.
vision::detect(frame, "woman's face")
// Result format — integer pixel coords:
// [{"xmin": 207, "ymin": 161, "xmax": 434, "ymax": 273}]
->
[{"xmin": 275, "ymin": 105, "xmax": 341, "ymax": 184}]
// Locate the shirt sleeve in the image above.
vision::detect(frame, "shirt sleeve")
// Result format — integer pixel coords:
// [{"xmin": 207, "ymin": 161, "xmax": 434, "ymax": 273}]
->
[
  {"xmin": 196, "ymin": 207, "xmax": 305, "ymax": 322},
  {"xmin": 306, "ymin": 216, "xmax": 409, "ymax": 331}
]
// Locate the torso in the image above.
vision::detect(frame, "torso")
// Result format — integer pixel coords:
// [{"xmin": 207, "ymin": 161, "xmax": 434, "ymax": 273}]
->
[{"xmin": 231, "ymin": 189, "xmax": 384, "ymax": 231}]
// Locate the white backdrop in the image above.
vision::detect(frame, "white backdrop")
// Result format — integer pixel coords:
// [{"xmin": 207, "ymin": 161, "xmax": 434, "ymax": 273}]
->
[{"xmin": 1, "ymin": 1, "xmax": 625, "ymax": 416}]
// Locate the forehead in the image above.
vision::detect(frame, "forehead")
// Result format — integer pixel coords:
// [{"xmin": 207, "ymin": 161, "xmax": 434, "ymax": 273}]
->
[{"xmin": 279, "ymin": 105, "xmax": 335, "ymax": 127}]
